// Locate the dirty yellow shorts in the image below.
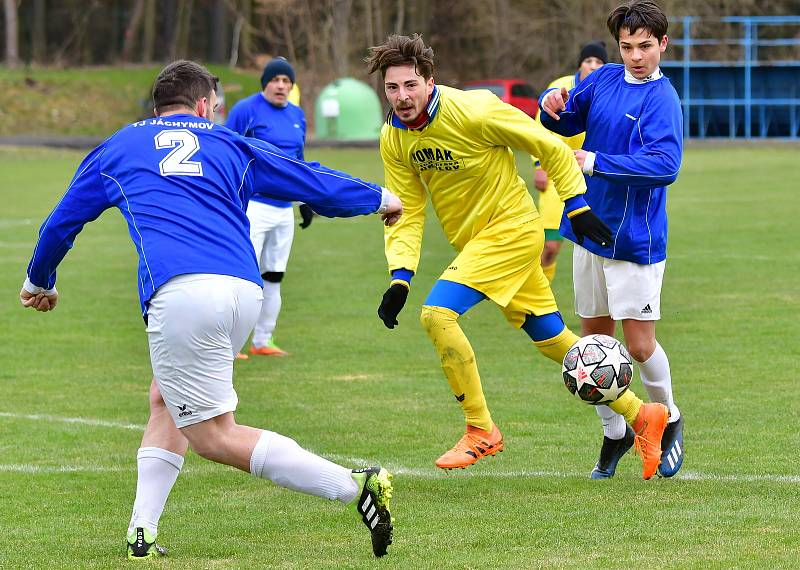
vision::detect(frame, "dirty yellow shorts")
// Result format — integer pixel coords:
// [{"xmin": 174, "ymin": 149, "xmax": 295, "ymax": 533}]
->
[{"xmin": 438, "ymin": 216, "xmax": 560, "ymax": 327}]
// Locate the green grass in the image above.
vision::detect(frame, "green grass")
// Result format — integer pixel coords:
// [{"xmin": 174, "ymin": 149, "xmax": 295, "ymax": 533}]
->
[
  {"xmin": 1, "ymin": 144, "xmax": 798, "ymax": 568},
  {"xmin": 0, "ymin": 65, "xmax": 261, "ymax": 137}
]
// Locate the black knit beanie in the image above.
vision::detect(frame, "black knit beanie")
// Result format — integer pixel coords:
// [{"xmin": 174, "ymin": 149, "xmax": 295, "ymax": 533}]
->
[
  {"xmin": 260, "ymin": 57, "xmax": 295, "ymax": 88},
  {"xmin": 578, "ymin": 41, "xmax": 608, "ymax": 67}
]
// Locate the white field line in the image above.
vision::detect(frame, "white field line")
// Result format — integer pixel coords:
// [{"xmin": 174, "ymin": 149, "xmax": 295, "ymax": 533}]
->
[
  {"xmin": 314, "ymin": 456, "xmax": 800, "ymax": 484},
  {"xmin": 0, "ymin": 464, "xmax": 128, "ymax": 473},
  {"xmin": 1, "ymin": 413, "xmax": 798, "ymax": 484},
  {"xmin": 0, "ymin": 412, "xmax": 144, "ymax": 431},
  {"xmin": 0, "ymin": 218, "xmax": 32, "ymax": 229}
]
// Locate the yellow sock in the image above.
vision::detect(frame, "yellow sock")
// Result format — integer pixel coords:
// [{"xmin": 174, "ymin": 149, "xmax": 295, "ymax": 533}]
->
[
  {"xmin": 532, "ymin": 327, "xmax": 580, "ymax": 365},
  {"xmin": 420, "ymin": 305, "xmax": 493, "ymax": 432},
  {"xmin": 542, "ymin": 261, "xmax": 556, "ymax": 283},
  {"xmin": 608, "ymin": 389, "xmax": 643, "ymax": 424}
]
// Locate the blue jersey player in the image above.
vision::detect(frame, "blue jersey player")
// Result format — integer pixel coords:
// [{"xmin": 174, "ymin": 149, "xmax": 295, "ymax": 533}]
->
[
  {"xmin": 226, "ymin": 57, "xmax": 309, "ymax": 357},
  {"xmin": 20, "ymin": 60, "xmax": 400, "ymax": 560},
  {"xmin": 540, "ymin": 0, "xmax": 684, "ymax": 480}
]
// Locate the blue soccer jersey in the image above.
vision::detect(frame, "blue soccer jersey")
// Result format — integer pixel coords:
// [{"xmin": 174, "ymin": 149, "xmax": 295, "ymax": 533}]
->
[
  {"xmin": 226, "ymin": 93, "xmax": 306, "ymax": 208},
  {"xmin": 539, "ymin": 63, "xmax": 683, "ymax": 264},
  {"xmin": 26, "ymin": 114, "xmax": 384, "ymax": 316}
]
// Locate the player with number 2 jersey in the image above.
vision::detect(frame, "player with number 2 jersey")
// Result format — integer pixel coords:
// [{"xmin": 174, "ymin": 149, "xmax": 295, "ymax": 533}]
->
[{"xmin": 25, "ymin": 111, "xmax": 391, "ymax": 319}]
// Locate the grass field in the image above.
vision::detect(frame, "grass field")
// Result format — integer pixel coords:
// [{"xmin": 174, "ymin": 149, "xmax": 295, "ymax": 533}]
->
[
  {"xmin": 1, "ymin": 144, "xmax": 798, "ymax": 569},
  {"xmin": 0, "ymin": 65, "xmax": 260, "ymax": 137}
]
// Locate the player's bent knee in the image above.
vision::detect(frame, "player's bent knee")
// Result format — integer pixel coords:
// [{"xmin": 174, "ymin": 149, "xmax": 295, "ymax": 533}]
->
[
  {"xmin": 627, "ymin": 341, "xmax": 655, "ymax": 363},
  {"xmin": 261, "ymin": 271, "xmax": 284, "ymax": 283},
  {"xmin": 420, "ymin": 305, "xmax": 458, "ymax": 333},
  {"xmin": 180, "ymin": 423, "xmax": 228, "ymax": 462},
  {"xmin": 522, "ymin": 311, "xmax": 565, "ymax": 342},
  {"xmin": 185, "ymin": 434, "xmax": 226, "ymax": 462}
]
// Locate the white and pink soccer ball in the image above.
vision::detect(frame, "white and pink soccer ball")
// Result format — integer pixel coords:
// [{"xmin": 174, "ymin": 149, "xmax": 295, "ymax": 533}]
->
[{"xmin": 562, "ymin": 334, "xmax": 633, "ymax": 405}]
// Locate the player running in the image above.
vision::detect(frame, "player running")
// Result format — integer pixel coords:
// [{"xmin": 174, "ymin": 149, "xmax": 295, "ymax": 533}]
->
[
  {"xmin": 539, "ymin": 0, "xmax": 684, "ymax": 479},
  {"xmin": 366, "ymin": 34, "xmax": 668, "ymax": 477},
  {"xmin": 533, "ymin": 40, "xmax": 607, "ymax": 284},
  {"xmin": 19, "ymin": 60, "xmax": 399, "ymax": 560}
]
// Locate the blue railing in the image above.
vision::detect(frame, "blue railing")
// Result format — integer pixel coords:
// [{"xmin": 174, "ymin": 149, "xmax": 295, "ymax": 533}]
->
[{"xmin": 661, "ymin": 16, "xmax": 800, "ymax": 138}]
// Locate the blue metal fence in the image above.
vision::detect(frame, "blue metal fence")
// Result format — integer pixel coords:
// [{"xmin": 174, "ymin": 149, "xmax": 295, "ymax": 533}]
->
[{"xmin": 661, "ymin": 16, "xmax": 800, "ymax": 139}]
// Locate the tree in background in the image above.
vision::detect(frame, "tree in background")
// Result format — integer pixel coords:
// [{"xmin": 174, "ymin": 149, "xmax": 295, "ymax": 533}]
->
[{"xmin": 1, "ymin": 0, "xmax": 798, "ymax": 98}]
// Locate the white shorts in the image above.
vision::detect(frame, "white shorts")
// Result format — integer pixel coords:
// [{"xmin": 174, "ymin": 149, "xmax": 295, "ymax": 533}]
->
[
  {"xmin": 147, "ymin": 274, "xmax": 262, "ymax": 428},
  {"xmin": 247, "ymin": 201, "xmax": 295, "ymax": 274},
  {"xmin": 572, "ymin": 245, "xmax": 665, "ymax": 321}
]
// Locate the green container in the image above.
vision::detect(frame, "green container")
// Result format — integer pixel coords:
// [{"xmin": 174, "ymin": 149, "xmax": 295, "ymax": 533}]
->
[{"xmin": 314, "ymin": 78, "xmax": 383, "ymax": 141}]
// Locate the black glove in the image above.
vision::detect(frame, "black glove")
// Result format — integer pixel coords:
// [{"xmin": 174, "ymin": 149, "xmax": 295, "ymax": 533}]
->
[
  {"xmin": 377, "ymin": 283, "xmax": 409, "ymax": 329},
  {"xmin": 569, "ymin": 209, "xmax": 613, "ymax": 247},
  {"xmin": 298, "ymin": 203, "xmax": 315, "ymax": 229}
]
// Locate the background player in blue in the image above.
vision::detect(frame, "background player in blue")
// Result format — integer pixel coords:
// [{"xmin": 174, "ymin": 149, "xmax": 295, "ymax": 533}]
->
[
  {"xmin": 226, "ymin": 57, "xmax": 310, "ymax": 357},
  {"xmin": 540, "ymin": 0, "xmax": 684, "ymax": 479},
  {"xmin": 19, "ymin": 60, "xmax": 401, "ymax": 560}
]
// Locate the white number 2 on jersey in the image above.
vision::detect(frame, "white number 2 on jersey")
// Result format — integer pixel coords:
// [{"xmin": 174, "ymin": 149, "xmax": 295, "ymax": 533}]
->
[{"xmin": 154, "ymin": 129, "xmax": 203, "ymax": 176}]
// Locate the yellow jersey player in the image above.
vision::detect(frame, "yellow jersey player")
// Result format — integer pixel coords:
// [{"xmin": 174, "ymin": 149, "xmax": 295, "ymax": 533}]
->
[
  {"xmin": 366, "ymin": 34, "xmax": 669, "ymax": 479},
  {"xmin": 533, "ymin": 41, "xmax": 607, "ymax": 283}
]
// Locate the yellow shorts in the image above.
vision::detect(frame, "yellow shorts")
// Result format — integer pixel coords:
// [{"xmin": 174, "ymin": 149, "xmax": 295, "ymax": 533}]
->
[
  {"xmin": 439, "ymin": 216, "xmax": 559, "ymax": 328},
  {"xmin": 537, "ymin": 179, "xmax": 565, "ymax": 232}
]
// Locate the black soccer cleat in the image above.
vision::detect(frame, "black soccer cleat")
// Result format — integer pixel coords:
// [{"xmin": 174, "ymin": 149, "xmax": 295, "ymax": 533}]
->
[
  {"xmin": 590, "ymin": 424, "xmax": 635, "ymax": 479},
  {"xmin": 352, "ymin": 467, "xmax": 394, "ymax": 557},
  {"xmin": 126, "ymin": 527, "xmax": 167, "ymax": 560},
  {"xmin": 658, "ymin": 415, "xmax": 685, "ymax": 478}
]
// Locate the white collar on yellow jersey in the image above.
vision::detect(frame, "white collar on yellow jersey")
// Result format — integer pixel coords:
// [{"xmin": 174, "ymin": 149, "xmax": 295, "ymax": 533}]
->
[{"xmin": 387, "ymin": 85, "xmax": 441, "ymax": 130}]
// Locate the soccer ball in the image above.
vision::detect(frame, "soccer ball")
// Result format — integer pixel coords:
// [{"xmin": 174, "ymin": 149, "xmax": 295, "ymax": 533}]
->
[{"xmin": 562, "ymin": 334, "xmax": 633, "ymax": 405}]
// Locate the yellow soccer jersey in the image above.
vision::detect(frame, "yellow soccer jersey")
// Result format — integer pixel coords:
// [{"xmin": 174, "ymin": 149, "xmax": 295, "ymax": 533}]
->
[{"xmin": 381, "ymin": 85, "xmax": 586, "ymax": 273}]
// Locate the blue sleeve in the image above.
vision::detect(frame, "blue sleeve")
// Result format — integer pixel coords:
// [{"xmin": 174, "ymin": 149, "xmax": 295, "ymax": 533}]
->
[
  {"xmin": 225, "ymin": 101, "xmax": 249, "ymax": 135},
  {"xmin": 244, "ymin": 138, "xmax": 382, "ymax": 217},
  {"xmin": 26, "ymin": 145, "xmax": 113, "ymax": 289},
  {"xmin": 592, "ymin": 88, "xmax": 683, "ymax": 187},
  {"xmin": 298, "ymin": 110, "xmax": 306, "ymax": 161},
  {"xmin": 539, "ymin": 74, "xmax": 596, "ymax": 137}
]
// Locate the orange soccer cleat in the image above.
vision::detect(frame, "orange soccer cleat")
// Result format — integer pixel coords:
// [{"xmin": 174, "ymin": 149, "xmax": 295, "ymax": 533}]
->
[
  {"xmin": 249, "ymin": 340, "xmax": 289, "ymax": 357},
  {"xmin": 435, "ymin": 424, "xmax": 504, "ymax": 470},
  {"xmin": 632, "ymin": 402, "xmax": 669, "ymax": 480}
]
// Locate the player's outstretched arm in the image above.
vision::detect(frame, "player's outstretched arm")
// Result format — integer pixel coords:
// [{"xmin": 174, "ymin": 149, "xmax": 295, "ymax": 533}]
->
[
  {"xmin": 24, "ymin": 146, "xmax": 112, "ymax": 305},
  {"xmin": 479, "ymin": 95, "xmax": 586, "ymax": 204},
  {"xmin": 380, "ymin": 192, "xmax": 403, "ymax": 227},
  {"xmin": 246, "ymin": 138, "xmax": 388, "ymax": 218}
]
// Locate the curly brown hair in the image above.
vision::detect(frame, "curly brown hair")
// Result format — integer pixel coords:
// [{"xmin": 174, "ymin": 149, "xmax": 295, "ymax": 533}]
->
[{"xmin": 365, "ymin": 34, "xmax": 435, "ymax": 80}]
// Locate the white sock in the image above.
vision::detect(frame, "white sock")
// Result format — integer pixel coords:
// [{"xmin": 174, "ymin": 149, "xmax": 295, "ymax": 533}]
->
[
  {"xmin": 252, "ymin": 281, "xmax": 281, "ymax": 347},
  {"xmin": 636, "ymin": 342, "xmax": 680, "ymax": 422},
  {"xmin": 249, "ymin": 431, "xmax": 358, "ymax": 504},
  {"xmin": 596, "ymin": 405, "xmax": 627, "ymax": 440},
  {"xmin": 128, "ymin": 447, "xmax": 184, "ymax": 536}
]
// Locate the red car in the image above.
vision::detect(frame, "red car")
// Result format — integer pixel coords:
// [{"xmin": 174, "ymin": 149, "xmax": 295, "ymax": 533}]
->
[{"xmin": 463, "ymin": 78, "xmax": 539, "ymax": 117}]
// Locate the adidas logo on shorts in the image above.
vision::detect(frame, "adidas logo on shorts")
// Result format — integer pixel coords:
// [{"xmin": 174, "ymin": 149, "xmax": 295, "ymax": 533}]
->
[{"xmin": 641, "ymin": 304, "xmax": 653, "ymax": 314}]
